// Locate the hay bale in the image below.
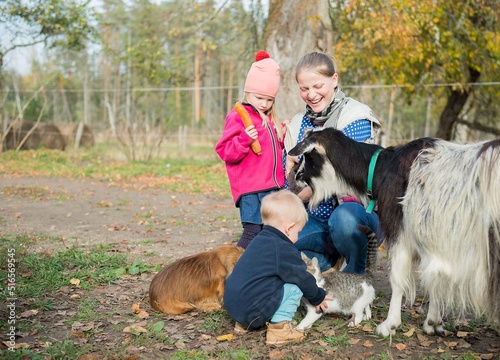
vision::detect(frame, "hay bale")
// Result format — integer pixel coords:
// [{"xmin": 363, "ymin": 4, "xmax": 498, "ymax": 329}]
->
[
  {"xmin": 56, "ymin": 123, "xmax": 95, "ymax": 148},
  {"xmin": 37, "ymin": 123, "xmax": 66, "ymax": 150},
  {"xmin": 3, "ymin": 121, "xmax": 41, "ymax": 150}
]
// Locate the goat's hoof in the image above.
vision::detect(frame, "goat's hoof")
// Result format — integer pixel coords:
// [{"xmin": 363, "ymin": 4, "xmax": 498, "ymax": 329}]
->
[
  {"xmin": 423, "ymin": 321, "xmax": 444, "ymax": 336},
  {"xmin": 376, "ymin": 321, "xmax": 397, "ymax": 337}
]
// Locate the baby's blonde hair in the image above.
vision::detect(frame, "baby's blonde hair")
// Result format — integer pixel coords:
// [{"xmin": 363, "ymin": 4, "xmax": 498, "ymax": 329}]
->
[{"xmin": 261, "ymin": 190, "xmax": 308, "ymax": 228}]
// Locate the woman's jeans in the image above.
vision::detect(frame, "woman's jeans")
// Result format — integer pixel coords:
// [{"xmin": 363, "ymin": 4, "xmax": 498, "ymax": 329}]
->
[{"xmin": 295, "ymin": 202, "xmax": 380, "ymax": 273}]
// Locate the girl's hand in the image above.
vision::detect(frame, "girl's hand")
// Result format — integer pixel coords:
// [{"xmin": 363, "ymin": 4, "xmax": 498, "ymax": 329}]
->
[{"xmin": 245, "ymin": 125, "xmax": 258, "ymax": 140}]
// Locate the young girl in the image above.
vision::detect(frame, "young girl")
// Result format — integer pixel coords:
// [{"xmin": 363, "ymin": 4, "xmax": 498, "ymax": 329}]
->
[{"xmin": 215, "ymin": 50, "xmax": 284, "ymax": 249}]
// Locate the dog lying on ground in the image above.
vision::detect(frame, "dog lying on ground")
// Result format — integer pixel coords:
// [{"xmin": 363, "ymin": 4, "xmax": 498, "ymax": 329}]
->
[
  {"xmin": 149, "ymin": 245, "xmax": 244, "ymax": 315},
  {"xmin": 288, "ymin": 127, "xmax": 500, "ymax": 336}
]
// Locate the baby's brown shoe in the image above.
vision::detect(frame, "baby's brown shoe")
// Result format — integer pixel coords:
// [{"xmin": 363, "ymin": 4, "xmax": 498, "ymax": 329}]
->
[{"xmin": 265, "ymin": 321, "xmax": 305, "ymax": 345}]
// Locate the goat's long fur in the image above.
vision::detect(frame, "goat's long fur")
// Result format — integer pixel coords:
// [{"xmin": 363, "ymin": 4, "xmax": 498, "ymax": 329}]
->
[
  {"xmin": 288, "ymin": 127, "xmax": 500, "ymax": 336},
  {"xmin": 149, "ymin": 245, "xmax": 244, "ymax": 315}
]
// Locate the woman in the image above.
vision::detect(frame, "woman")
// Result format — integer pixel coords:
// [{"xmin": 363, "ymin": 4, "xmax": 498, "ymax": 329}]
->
[{"xmin": 284, "ymin": 52, "xmax": 382, "ymax": 273}]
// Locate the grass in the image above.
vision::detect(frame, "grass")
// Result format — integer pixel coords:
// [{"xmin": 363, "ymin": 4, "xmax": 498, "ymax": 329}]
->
[
  {"xmin": 0, "ymin": 236, "xmax": 159, "ymax": 359},
  {"xmin": 3, "ymin": 340, "xmax": 91, "ymax": 360},
  {"xmin": 0, "ymin": 145, "xmax": 231, "ymax": 198},
  {"xmin": 0, "ymin": 240, "xmax": 130, "ymax": 300}
]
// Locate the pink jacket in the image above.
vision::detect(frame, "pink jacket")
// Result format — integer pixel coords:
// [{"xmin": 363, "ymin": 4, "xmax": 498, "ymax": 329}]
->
[{"xmin": 215, "ymin": 104, "xmax": 285, "ymax": 205}]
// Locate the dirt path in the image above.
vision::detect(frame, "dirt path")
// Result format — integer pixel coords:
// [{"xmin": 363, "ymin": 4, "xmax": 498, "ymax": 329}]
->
[
  {"xmin": 0, "ymin": 177, "xmax": 241, "ymax": 263},
  {"xmin": 1, "ymin": 177, "xmax": 499, "ymax": 359}
]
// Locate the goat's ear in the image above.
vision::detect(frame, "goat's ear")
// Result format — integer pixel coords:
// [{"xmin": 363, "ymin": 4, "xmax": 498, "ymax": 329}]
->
[{"xmin": 288, "ymin": 137, "xmax": 316, "ymax": 156}]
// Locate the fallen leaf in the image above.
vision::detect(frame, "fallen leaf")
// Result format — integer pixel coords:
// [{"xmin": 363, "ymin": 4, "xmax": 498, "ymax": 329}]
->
[
  {"xmin": 479, "ymin": 354, "xmax": 494, "ymax": 359},
  {"xmin": 216, "ymin": 334, "xmax": 233, "ymax": 341},
  {"xmin": 349, "ymin": 338, "xmax": 361, "ymax": 345},
  {"xmin": 123, "ymin": 324, "xmax": 147, "ymax": 334},
  {"xmin": 456, "ymin": 331, "xmax": 468, "ymax": 338},
  {"xmin": 363, "ymin": 340, "xmax": 374, "ymax": 347},
  {"xmin": 70, "ymin": 278, "xmax": 81, "ymax": 286},
  {"xmin": 317, "ymin": 340, "xmax": 328, "ymax": 347},
  {"xmin": 323, "ymin": 329, "xmax": 336, "ymax": 336},
  {"xmin": 174, "ymin": 341, "xmax": 186, "ymax": 349},
  {"xmin": 457, "ymin": 339, "xmax": 472, "ymax": 349},
  {"xmin": 20, "ymin": 309, "xmax": 38, "ymax": 318},
  {"xmin": 395, "ymin": 343, "xmax": 406, "ymax": 351},
  {"xmin": 131, "ymin": 303, "xmax": 141, "ymax": 313},
  {"xmin": 362, "ymin": 324, "xmax": 373, "ymax": 332},
  {"xmin": 97, "ymin": 201, "xmax": 112, "ymax": 208},
  {"xmin": 1, "ymin": 342, "xmax": 30, "ymax": 349},
  {"xmin": 417, "ymin": 333, "xmax": 428, "ymax": 342},
  {"xmin": 78, "ymin": 354, "xmax": 101, "ymax": 360},
  {"xmin": 420, "ymin": 340, "xmax": 435, "ymax": 347},
  {"xmin": 136, "ymin": 310, "xmax": 149, "ymax": 318},
  {"xmin": 80, "ymin": 322, "xmax": 95, "ymax": 332},
  {"xmin": 403, "ymin": 327, "xmax": 416, "ymax": 337},
  {"xmin": 268, "ymin": 350, "xmax": 287, "ymax": 359},
  {"xmin": 72, "ymin": 329, "xmax": 85, "ymax": 338}
]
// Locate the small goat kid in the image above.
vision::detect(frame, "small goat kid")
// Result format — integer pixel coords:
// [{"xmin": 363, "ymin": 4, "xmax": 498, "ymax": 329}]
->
[{"xmin": 288, "ymin": 127, "xmax": 500, "ymax": 337}]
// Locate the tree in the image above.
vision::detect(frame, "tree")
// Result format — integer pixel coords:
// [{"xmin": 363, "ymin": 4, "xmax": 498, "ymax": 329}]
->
[
  {"xmin": 265, "ymin": 0, "xmax": 334, "ymax": 120},
  {"xmin": 330, "ymin": 0, "xmax": 500, "ymax": 140},
  {"xmin": 0, "ymin": 0, "xmax": 96, "ymax": 69}
]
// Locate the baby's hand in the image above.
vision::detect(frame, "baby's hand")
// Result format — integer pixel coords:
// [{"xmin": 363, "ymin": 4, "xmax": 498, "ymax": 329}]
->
[
  {"xmin": 245, "ymin": 125, "xmax": 258, "ymax": 140},
  {"xmin": 315, "ymin": 295, "xmax": 333, "ymax": 313}
]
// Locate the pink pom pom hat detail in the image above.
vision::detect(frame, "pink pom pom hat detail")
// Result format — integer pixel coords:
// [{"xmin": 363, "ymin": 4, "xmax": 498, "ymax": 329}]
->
[{"xmin": 244, "ymin": 50, "xmax": 280, "ymax": 98}]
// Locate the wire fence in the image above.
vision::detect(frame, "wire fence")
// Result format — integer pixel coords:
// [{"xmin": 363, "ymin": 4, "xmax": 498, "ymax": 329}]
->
[{"xmin": 2, "ymin": 82, "xmax": 499, "ymax": 157}]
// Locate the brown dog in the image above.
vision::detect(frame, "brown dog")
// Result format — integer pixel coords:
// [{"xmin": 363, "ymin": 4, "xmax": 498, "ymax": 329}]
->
[{"xmin": 149, "ymin": 245, "xmax": 244, "ymax": 315}]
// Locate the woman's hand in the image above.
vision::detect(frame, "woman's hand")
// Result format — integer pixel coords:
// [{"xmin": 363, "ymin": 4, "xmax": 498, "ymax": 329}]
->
[
  {"xmin": 244, "ymin": 125, "xmax": 258, "ymax": 140},
  {"xmin": 298, "ymin": 186, "xmax": 313, "ymax": 202},
  {"xmin": 285, "ymin": 155, "xmax": 298, "ymax": 177}
]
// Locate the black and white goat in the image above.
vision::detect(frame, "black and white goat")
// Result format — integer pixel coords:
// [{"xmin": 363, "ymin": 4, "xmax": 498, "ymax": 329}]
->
[{"xmin": 288, "ymin": 127, "xmax": 500, "ymax": 337}]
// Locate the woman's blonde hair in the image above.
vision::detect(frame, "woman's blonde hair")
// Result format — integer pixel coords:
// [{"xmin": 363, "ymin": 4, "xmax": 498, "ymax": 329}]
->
[
  {"xmin": 261, "ymin": 190, "xmax": 308, "ymax": 227},
  {"xmin": 295, "ymin": 52, "xmax": 337, "ymax": 80},
  {"xmin": 241, "ymin": 93, "xmax": 283, "ymax": 141}
]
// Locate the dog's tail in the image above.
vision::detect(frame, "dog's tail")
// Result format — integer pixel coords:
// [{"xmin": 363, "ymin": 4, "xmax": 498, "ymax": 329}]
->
[{"xmin": 358, "ymin": 224, "xmax": 378, "ymax": 278}]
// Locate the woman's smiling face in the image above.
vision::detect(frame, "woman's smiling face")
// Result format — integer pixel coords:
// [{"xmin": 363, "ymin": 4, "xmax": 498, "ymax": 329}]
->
[{"xmin": 296, "ymin": 70, "xmax": 338, "ymax": 113}]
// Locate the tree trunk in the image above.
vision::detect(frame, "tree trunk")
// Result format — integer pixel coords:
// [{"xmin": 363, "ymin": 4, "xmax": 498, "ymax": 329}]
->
[
  {"xmin": 265, "ymin": 0, "xmax": 333, "ymax": 120},
  {"xmin": 435, "ymin": 67, "xmax": 480, "ymax": 140}
]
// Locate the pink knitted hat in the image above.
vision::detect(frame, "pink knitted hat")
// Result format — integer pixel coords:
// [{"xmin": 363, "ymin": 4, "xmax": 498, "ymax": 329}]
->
[{"xmin": 244, "ymin": 50, "xmax": 280, "ymax": 98}]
